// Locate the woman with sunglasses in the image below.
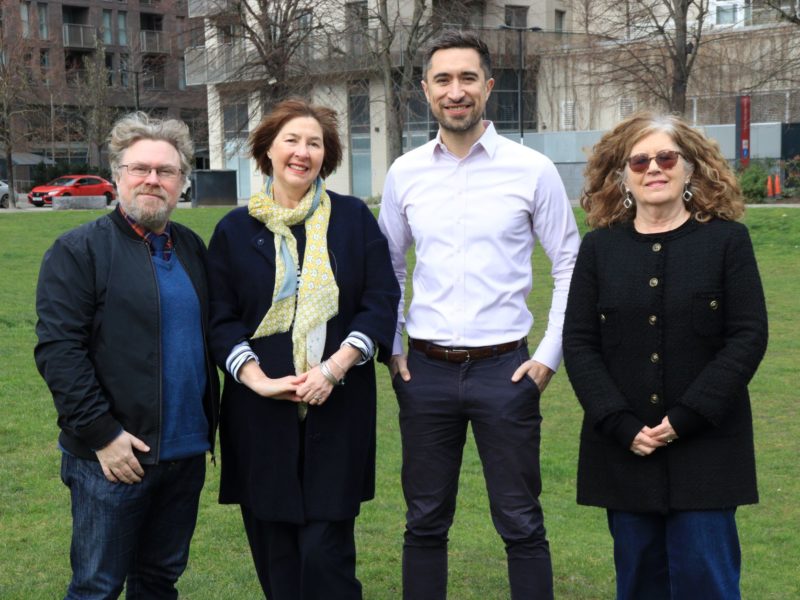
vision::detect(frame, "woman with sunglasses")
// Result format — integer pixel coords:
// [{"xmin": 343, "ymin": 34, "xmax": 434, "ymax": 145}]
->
[{"xmin": 563, "ymin": 112, "xmax": 768, "ymax": 600}]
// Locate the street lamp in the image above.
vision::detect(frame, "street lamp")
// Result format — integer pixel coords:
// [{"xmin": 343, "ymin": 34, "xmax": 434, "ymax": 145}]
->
[{"xmin": 499, "ymin": 25, "xmax": 541, "ymax": 145}]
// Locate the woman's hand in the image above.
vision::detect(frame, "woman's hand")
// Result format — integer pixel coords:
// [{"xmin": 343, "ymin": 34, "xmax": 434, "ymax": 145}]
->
[
  {"xmin": 647, "ymin": 416, "xmax": 679, "ymax": 445},
  {"xmin": 296, "ymin": 365, "xmax": 335, "ymax": 406},
  {"xmin": 238, "ymin": 360, "xmax": 305, "ymax": 402},
  {"xmin": 630, "ymin": 427, "xmax": 667, "ymax": 457},
  {"xmin": 296, "ymin": 345, "xmax": 362, "ymax": 406}
]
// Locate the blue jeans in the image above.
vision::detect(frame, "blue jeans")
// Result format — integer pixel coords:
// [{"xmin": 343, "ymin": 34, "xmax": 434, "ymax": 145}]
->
[
  {"xmin": 607, "ymin": 509, "xmax": 741, "ymax": 600},
  {"xmin": 60, "ymin": 453, "xmax": 206, "ymax": 600}
]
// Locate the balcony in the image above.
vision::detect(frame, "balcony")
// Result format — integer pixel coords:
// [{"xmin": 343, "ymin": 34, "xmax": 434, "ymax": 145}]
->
[
  {"xmin": 185, "ymin": 43, "xmax": 266, "ymax": 85},
  {"xmin": 62, "ymin": 24, "xmax": 96, "ymax": 49},
  {"xmin": 188, "ymin": 0, "xmax": 233, "ymax": 18},
  {"xmin": 140, "ymin": 30, "xmax": 171, "ymax": 54}
]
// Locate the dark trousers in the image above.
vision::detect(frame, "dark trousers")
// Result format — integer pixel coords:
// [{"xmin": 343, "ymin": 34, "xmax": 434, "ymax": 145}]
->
[
  {"xmin": 60, "ymin": 453, "xmax": 205, "ymax": 600},
  {"xmin": 607, "ymin": 509, "xmax": 741, "ymax": 600},
  {"xmin": 394, "ymin": 346, "xmax": 553, "ymax": 600},
  {"xmin": 240, "ymin": 507, "xmax": 362, "ymax": 600}
]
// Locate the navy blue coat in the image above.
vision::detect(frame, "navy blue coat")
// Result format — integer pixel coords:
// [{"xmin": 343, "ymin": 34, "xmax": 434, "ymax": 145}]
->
[
  {"xmin": 207, "ymin": 192, "xmax": 400, "ymax": 523},
  {"xmin": 563, "ymin": 218, "xmax": 768, "ymax": 513}
]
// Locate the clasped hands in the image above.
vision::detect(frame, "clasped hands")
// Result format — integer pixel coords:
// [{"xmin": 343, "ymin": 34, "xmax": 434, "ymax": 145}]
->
[
  {"xmin": 238, "ymin": 347, "xmax": 359, "ymax": 407},
  {"xmin": 630, "ymin": 416, "xmax": 678, "ymax": 457}
]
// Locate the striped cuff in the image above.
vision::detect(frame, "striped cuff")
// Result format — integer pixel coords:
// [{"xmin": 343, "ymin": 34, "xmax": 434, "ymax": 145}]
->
[
  {"xmin": 226, "ymin": 341, "xmax": 259, "ymax": 383},
  {"xmin": 341, "ymin": 331, "xmax": 375, "ymax": 365}
]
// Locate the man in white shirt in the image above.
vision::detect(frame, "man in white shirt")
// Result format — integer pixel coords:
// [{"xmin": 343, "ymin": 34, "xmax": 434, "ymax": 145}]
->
[{"xmin": 378, "ymin": 31, "xmax": 580, "ymax": 599}]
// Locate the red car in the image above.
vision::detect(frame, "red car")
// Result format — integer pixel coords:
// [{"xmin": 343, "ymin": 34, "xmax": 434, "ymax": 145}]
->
[{"xmin": 28, "ymin": 175, "xmax": 116, "ymax": 207}]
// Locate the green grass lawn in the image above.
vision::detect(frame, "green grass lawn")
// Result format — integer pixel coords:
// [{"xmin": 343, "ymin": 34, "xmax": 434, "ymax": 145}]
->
[{"xmin": 1, "ymin": 206, "xmax": 797, "ymax": 599}]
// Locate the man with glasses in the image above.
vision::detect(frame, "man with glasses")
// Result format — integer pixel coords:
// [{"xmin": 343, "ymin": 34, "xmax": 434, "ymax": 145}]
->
[{"xmin": 35, "ymin": 112, "xmax": 219, "ymax": 599}]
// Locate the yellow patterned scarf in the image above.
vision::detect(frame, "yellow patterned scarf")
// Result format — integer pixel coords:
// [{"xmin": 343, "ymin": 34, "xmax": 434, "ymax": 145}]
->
[{"xmin": 248, "ymin": 176, "xmax": 339, "ymax": 377}]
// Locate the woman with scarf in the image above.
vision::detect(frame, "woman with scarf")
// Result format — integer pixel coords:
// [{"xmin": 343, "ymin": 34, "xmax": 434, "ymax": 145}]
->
[{"xmin": 207, "ymin": 99, "xmax": 400, "ymax": 599}]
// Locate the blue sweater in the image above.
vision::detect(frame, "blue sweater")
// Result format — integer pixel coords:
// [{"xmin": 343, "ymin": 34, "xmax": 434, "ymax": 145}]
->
[{"xmin": 154, "ymin": 253, "xmax": 210, "ymax": 460}]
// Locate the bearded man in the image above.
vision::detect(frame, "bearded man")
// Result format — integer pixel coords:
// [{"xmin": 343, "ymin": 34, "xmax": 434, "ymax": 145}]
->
[{"xmin": 35, "ymin": 112, "xmax": 219, "ymax": 600}]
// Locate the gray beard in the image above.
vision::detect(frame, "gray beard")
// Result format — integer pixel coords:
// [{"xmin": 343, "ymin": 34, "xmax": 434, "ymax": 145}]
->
[{"xmin": 123, "ymin": 199, "xmax": 171, "ymax": 231}]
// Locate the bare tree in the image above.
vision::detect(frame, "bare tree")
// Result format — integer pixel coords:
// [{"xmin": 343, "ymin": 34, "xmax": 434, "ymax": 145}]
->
[
  {"xmin": 567, "ymin": 0, "xmax": 711, "ymax": 116},
  {"xmin": 0, "ymin": 10, "xmax": 40, "ymax": 207},
  {"xmin": 70, "ymin": 38, "xmax": 119, "ymax": 168},
  {"xmin": 759, "ymin": 0, "xmax": 800, "ymax": 24}
]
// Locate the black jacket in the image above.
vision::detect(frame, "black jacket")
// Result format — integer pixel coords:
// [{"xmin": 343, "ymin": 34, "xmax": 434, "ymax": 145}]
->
[
  {"xmin": 208, "ymin": 193, "xmax": 400, "ymax": 523},
  {"xmin": 563, "ymin": 218, "xmax": 768, "ymax": 513},
  {"xmin": 35, "ymin": 208, "xmax": 220, "ymax": 463}
]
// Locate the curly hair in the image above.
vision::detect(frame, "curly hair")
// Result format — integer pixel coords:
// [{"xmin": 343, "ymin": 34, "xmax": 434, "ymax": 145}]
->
[
  {"xmin": 580, "ymin": 112, "xmax": 744, "ymax": 228},
  {"xmin": 250, "ymin": 98, "xmax": 342, "ymax": 179},
  {"xmin": 108, "ymin": 111, "xmax": 194, "ymax": 180}
]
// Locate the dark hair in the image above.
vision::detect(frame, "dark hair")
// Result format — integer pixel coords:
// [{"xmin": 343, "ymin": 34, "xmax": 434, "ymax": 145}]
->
[
  {"xmin": 422, "ymin": 30, "xmax": 492, "ymax": 79},
  {"xmin": 250, "ymin": 98, "xmax": 342, "ymax": 179},
  {"xmin": 581, "ymin": 111, "xmax": 744, "ymax": 228}
]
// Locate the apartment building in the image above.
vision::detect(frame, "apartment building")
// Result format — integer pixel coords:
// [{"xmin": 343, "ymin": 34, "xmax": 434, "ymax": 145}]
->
[
  {"xmin": 185, "ymin": 0, "xmax": 573, "ymax": 198},
  {"xmin": 1, "ymin": 0, "xmax": 205, "ymax": 179}
]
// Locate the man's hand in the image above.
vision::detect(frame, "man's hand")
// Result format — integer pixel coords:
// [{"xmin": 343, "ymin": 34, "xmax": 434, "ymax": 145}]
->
[
  {"xmin": 511, "ymin": 359, "xmax": 554, "ymax": 393},
  {"xmin": 389, "ymin": 354, "xmax": 411, "ymax": 382},
  {"xmin": 95, "ymin": 431, "xmax": 150, "ymax": 484}
]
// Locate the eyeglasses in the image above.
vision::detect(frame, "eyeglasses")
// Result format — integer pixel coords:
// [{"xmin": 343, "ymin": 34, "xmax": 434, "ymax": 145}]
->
[
  {"xmin": 626, "ymin": 150, "xmax": 683, "ymax": 173},
  {"xmin": 118, "ymin": 163, "xmax": 183, "ymax": 181}
]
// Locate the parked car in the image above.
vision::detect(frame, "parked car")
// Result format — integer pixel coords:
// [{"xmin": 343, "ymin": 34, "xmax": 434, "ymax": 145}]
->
[
  {"xmin": 28, "ymin": 175, "xmax": 116, "ymax": 207},
  {"xmin": 0, "ymin": 179, "xmax": 9, "ymax": 208}
]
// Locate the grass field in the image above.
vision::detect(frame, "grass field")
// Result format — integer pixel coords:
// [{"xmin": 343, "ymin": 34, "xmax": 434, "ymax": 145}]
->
[{"xmin": 1, "ymin": 206, "xmax": 798, "ymax": 599}]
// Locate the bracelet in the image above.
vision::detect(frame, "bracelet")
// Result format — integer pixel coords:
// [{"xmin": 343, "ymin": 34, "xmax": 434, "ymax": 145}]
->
[
  {"xmin": 328, "ymin": 355, "xmax": 346, "ymax": 378},
  {"xmin": 320, "ymin": 360, "xmax": 344, "ymax": 386}
]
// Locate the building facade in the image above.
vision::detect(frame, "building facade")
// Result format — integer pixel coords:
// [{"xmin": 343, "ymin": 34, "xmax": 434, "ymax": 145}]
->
[{"xmin": 1, "ymin": 0, "xmax": 206, "ymax": 186}]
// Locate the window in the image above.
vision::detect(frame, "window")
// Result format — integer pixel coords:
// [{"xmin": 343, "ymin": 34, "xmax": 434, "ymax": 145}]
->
[
  {"xmin": 223, "ymin": 103, "xmax": 249, "ymax": 141},
  {"xmin": 505, "ymin": 5, "xmax": 528, "ymax": 28},
  {"xmin": 178, "ymin": 57, "xmax": 186, "ymax": 90},
  {"xmin": 118, "ymin": 12, "xmax": 128, "ymax": 46},
  {"xmin": 619, "ymin": 97, "xmax": 636, "ymax": 120},
  {"xmin": 119, "ymin": 53, "xmax": 129, "ymax": 87},
  {"xmin": 37, "ymin": 3, "xmax": 48, "ymax": 39},
  {"xmin": 348, "ymin": 82, "xmax": 372, "ymax": 198},
  {"xmin": 40, "ymin": 48, "xmax": 50, "ymax": 83},
  {"xmin": 716, "ymin": 4, "xmax": 737, "ymax": 24},
  {"xmin": 555, "ymin": 9, "xmax": 566, "ymax": 32},
  {"xmin": 176, "ymin": 16, "xmax": 185, "ymax": 48},
  {"xmin": 20, "ymin": 2, "xmax": 31, "ymax": 38},
  {"xmin": 102, "ymin": 10, "xmax": 113, "ymax": 44},
  {"xmin": 560, "ymin": 100, "xmax": 575, "ymax": 130},
  {"xmin": 105, "ymin": 52, "xmax": 114, "ymax": 85},
  {"xmin": 346, "ymin": 1, "xmax": 369, "ymax": 54}
]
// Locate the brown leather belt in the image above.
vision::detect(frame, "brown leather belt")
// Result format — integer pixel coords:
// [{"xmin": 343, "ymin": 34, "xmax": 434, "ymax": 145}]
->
[{"xmin": 409, "ymin": 338, "xmax": 526, "ymax": 363}]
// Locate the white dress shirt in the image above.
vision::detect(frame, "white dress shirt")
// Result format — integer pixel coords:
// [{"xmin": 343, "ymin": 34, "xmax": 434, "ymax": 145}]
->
[{"xmin": 378, "ymin": 122, "xmax": 580, "ymax": 371}]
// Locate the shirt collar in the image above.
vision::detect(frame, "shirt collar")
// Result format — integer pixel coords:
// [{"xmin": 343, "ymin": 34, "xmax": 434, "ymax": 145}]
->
[{"xmin": 431, "ymin": 121, "xmax": 499, "ymax": 162}]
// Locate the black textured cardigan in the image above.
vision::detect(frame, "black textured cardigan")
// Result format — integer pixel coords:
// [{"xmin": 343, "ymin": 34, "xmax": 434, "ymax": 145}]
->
[{"xmin": 563, "ymin": 217, "xmax": 768, "ymax": 513}]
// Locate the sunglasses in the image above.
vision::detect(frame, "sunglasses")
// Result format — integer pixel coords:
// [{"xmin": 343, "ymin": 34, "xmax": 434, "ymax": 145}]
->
[{"xmin": 626, "ymin": 150, "xmax": 683, "ymax": 173}]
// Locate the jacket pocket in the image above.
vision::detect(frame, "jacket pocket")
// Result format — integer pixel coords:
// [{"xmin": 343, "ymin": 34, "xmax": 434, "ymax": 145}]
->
[{"xmin": 692, "ymin": 291, "xmax": 724, "ymax": 337}]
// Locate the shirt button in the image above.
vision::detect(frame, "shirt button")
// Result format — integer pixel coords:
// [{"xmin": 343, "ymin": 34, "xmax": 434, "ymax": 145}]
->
[
  {"xmin": 648, "ymin": 315, "xmax": 658, "ymax": 325},
  {"xmin": 652, "ymin": 243, "xmax": 662, "ymax": 252},
  {"xmin": 709, "ymin": 300, "xmax": 719, "ymax": 310},
  {"xmin": 650, "ymin": 394, "xmax": 660, "ymax": 404},
  {"xmin": 650, "ymin": 353, "xmax": 660, "ymax": 363},
  {"xmin": 257, "ymin": 238, "xmax": 264, "ymax": 246},
  {"xmin": 649, "ymin": 277, "xmax": 659, "ymax": 287}
]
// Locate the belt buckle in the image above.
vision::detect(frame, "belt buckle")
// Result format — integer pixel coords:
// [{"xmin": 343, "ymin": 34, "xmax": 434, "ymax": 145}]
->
[{"xmin": 444, "ymin": 347, "xmax": 469, "ymax": 362}]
